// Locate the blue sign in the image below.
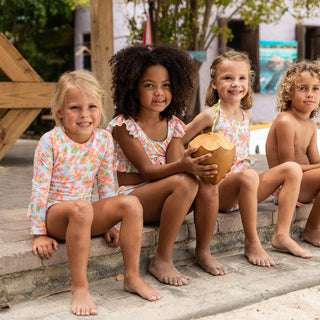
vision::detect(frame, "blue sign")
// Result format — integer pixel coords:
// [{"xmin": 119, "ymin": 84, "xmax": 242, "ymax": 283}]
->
[{"xmin": 188, "ymin": 51, "xmax": 207, "ymax": 63}]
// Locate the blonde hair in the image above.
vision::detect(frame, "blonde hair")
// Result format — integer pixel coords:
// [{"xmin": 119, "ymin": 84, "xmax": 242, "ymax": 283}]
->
[
  {"xmin": 51, "ymin": 70, "xmax": 106, "ymax": 127},
  {"xmin": 205, "ymin": 49, "xmax": 255, "ymax": 110},
  {"xmin": 277, "ymin": 60, "xmax": 320, "ymax": 118}
]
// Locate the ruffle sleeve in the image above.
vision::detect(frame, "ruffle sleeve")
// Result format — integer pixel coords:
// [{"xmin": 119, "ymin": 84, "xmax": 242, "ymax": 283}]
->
[
  {"xmin": 170, "ymin": 116, "xmax": 186, "ymax": 139},
  {"xmin": 108, "ymin": 115, "xmax": 140, "ymax": 139}
]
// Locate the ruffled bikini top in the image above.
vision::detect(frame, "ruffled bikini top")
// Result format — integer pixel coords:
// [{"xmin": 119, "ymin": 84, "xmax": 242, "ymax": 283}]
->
[{"xmin": 108, "ymin": 115, "xmax": 186, "ymax": 173}]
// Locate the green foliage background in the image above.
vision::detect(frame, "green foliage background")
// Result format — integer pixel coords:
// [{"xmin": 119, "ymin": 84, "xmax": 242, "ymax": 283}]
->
[{"xmin": 0, "ymin": 0, "xmax": 76, "ymax": 136}]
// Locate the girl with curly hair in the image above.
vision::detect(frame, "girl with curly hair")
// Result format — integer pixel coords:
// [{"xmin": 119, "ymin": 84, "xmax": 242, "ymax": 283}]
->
[
  {"xmin": 108, "ymin": 44, "xmax": 221, "ymax": 286},
  {"xmin": 266, "ymin": 59, "xmax": 320, "ymax": 248},
  {"xmin": 183, "ymin": 50, "xmax": 311, "ymax": 268}
]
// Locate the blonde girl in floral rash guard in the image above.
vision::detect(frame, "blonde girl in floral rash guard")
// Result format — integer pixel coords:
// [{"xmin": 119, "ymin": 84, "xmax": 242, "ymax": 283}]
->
[{"xmin": 27, "ymin": 70, "xmax": 161, "ymax": 317}]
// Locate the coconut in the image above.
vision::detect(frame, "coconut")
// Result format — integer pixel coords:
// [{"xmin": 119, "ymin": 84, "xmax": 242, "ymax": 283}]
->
[{"xmin": 188, "ymin": 132, "xmax": 235, "ymax": 184}]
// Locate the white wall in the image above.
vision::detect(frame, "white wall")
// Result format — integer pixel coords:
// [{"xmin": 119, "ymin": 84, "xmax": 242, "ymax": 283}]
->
[{"xmin": 74, "ymin": 2, "xmax": 143, "ymax": 70}]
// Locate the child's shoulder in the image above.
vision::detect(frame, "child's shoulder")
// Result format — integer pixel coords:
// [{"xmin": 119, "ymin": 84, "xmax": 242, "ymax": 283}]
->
[
  {"xmin": 273, "ymin": 111, "xmax": 296, "ymax": 126},
  {"xmin": 191, "ymin": 106, "xmax": 218, "ymax": 130},
  {"xmin": 95, "ymin": 128, "xmax": 114, "ymax": 142},
  {"xmin": 243, "ymin": 109, "xmax": 253, "ymax": 122},
  {"xmin": 108, "ymin": 114, "xmax": 134, "ymax": 129},
  {"xmin": 38, "ymin": 126, "xmax": 62, "ymax": 143},
  {"xmin": 200, "ymin": 106, "xmax": 218, "ymax": 121}
]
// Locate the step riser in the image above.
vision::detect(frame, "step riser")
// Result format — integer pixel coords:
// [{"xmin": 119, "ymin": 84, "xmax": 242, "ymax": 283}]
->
[{"xmin": 0, "ymin": 218, "xmax": 307, "ymax": 305}]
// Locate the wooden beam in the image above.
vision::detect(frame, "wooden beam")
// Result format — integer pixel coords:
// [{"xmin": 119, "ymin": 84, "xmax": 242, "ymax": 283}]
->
[
  {"xmin": 90, "ymin": 0, "xmax": 114, "ymax": 123},
  {"xmin": 0, "ymin": 33, "xmax": 42, "ymax": 82},
  {"xmin": 0, "ymin": 82, "xmax": 56, "ymax": 109},
  {"xmin": 0, "ymin": 32, "xmax": 47, "ymax": 160},
  {"xmin": 0, "ymin": 108, "xmax": 41, "ymax": 160}
]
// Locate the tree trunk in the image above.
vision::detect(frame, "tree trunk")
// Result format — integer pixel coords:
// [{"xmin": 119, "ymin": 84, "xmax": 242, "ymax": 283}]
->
[{"xmin": 184, "ymin": 64, "xmax": 201, "ymax": 123}]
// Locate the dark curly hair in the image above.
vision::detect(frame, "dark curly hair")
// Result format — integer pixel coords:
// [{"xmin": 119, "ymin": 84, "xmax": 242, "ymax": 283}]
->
[{"xmin": 109, "ymin": 44, "xmax": 197, "ymax": 119}]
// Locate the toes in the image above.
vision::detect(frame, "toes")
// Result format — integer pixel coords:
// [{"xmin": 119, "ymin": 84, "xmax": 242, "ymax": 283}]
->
[{"xmin": 165, "ymin": 275, "xmax": 187, "ymax": 286}]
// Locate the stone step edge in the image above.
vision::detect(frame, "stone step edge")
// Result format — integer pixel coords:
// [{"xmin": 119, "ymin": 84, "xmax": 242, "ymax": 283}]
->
[
  {"xmin": 0, "ymin": 202, "xmax": 312, "ymax": 277},
  {"xmin": 0, "ymin": 203, "xmax": 312, "ymax": 306}
]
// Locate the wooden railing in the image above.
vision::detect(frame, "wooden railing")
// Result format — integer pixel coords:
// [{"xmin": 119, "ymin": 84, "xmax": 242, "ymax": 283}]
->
[{"xmin": 0, "ymin": 32, "xmax": 56, "ymax": 161}]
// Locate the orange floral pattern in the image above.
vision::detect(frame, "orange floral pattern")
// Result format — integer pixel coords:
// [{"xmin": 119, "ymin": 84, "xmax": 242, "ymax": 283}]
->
[
  {"xmin": 108, "ymin": 115, "xmax": 186, "ymax": 173},
  {"xmin": 212, "ymin": 108, "xmax": 256, "ymax": 174},
  {"xmin": 27, "ymin": 126, "xmax": 116, "ymax": 235}
]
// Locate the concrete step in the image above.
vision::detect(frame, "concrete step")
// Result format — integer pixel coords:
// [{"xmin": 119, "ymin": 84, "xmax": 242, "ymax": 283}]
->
[{"xmin": 0, "ymin": 201, "xmax": 312, "ymax": 306}]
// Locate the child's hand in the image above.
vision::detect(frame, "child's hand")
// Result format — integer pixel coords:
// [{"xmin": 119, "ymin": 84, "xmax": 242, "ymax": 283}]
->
[
  {"xmin": 105, "ymin": 226, "xmax": 120, "ymax": 248},
  {"xmin": 182, "ymin": 147, "xmax": 218, "ymax": 177},
  {"xmin": 32, "ymin": 235, "xmax": 59, "ymax": 259}
]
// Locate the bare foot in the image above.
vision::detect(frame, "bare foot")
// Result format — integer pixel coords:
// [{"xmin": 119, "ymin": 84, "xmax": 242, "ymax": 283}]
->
[
  {"xmin": 302, "ymin": 228, "xmax": 320, "ymax": 247},
  {"xmin": 272, "ymin": 233, "xmax": 312, "ymax": 258},
  {"xmin": 195, "ymin": 251, "xmax": 227, "ymax": 276},
  {"xmin": 124, "ymin": 275, "xmax": 162, "ymax": 302},
  {"xmin": 244, "ymin": 241, "xmax": 275, "ymax": 267},
  {"xmin": 148, "ymin": 258, "xmax": 188, "ymax": 286},
  {"xmin": 71, "ymin": 287, "xmax": 98, "ymax": 316}
]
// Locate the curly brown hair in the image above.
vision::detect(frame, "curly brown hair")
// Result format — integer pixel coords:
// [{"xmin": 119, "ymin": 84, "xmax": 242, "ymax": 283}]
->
[
  {"xmin": 277, "ymin": 60, "xmax": 320, "ymax": 118},
  {"xmin": 109, "ymin": 44, "xmax": 197, "ymax": 119},
  {"xmin": 205, "ymin": 49, "xmax": 255, "ymax": 110}
]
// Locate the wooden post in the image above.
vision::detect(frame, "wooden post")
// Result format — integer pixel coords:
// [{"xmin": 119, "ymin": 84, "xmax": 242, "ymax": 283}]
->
[{"xmin": 90, "ymin": 0, "xmax": 114, "ymax": 124}]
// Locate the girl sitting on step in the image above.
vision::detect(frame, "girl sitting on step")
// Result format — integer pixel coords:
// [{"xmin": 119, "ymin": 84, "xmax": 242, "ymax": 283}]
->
[
  {"xmin": 27, "ymin": 70, "xmax": 161, "ymax": 317},
  {"xmin": 108, "ymin": 44, "xmax": 225, "ymax": 287},
  {"xmin": 183, "ymin": 49, "xmax": 312, "ymax": 267}
]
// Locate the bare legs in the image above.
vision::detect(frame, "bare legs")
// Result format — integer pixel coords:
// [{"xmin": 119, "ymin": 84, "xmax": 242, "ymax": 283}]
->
[
  {"xmin": 219, "ymin": 169, "xmax": 275, "ymax": 267},
  {"xmin": 258, "ymin": 162, "xmax": 312, "ymax": 258},
  {"xmin": 46, "ymin": 195, "xmax": 161, "ymax": 316},
  {"xmin": 47, "ymin": 200, "xmax": 96, "ymax": 316},
  {"xmin": 131, "ymin": 173, "xmax": 198, "ymax": 286},
  {"xmin": 299, "ymin": 168, "xmax": 320, "ymax": 246},
  {"xmin": 194, "ymin": 179, "xmax": 226, "ymax": 275},
  {"xmin": 92, "ymin": 196, "xmax": 162, "ymax": 302}
]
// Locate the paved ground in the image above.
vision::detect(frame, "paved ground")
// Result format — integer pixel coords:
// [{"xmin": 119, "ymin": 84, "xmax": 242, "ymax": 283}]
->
[{"xmin": 1, "ymin": 139, "xmax": 320, "ymax": 320}]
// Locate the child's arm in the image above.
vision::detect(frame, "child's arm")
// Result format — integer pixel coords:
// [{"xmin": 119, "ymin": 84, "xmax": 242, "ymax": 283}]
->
[
  {"xmin": 114, "ymin": 124, "xmax": 216, "ymax": 180},
  {"xmin": 27, "ymin": 134, "xmax": 53, "ymax": 235},
  {"xmin": 183, "ymin": 108, "xmax": 214, "ymax": 144},
  {"xmin": 166, "ymin": 136, "xmax": 218, "ymax": 176},
  {"xmin": 275, "ymin": 115, "xmax": 299, "ymax": 162},
  {"xmin": 27, "ymin": 133, "xmax": 59, "ymax": 258},
  {"xmin": 305, "ymin": 126, "xmax": 320, "ymax": 168},
  {"xmin": 97, "ymin": 131, "xmax": 117, "ymax": 199},
  {"xmin": 275, "ymin": 116, "xmax": 320, "ymax": 171}
]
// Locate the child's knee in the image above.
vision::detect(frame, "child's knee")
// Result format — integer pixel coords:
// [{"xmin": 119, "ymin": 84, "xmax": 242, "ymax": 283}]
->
[
  {"xmin": 283, "ymin": 161, "xmax": 302, "ymax": 180},
  {"xmin": 240, "ymin": 169, "xmax": 259, "ymax": 187},
  {"xmin": 174, "ymin": 173, "xmax": 199, "ymax": 195},
  {"xmin": 198, "ymin": 180, "xmax": 218, "ymax": 199},
  {"xmin": 70, "ymin": 200, "xmax": 94, "ymax": 224},
  {"xmin": 118, "ymin": 195, "xmax": 143, "ymax": 218}
]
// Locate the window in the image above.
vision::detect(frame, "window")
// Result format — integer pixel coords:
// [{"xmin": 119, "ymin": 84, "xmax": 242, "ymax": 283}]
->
[
  {"xmin": 296, "ymin": 25, "xmax": 320, "ymax": 60},
  {"xmin": 219, "ymin": 19, "xmax": 260, "ymax": 92}
]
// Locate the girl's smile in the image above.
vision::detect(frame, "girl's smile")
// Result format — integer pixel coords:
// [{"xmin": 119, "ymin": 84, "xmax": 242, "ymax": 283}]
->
[
  {"xmin": 57, "ymin": 87, "xmax": 101, "ymax": 143},
  {"xmin": 138, "ymin": 65, "xmax": 172, "ymax": 114},
  {"xmin": 212, "ymin": 60, "xmax": 249, "ymax": 104}
]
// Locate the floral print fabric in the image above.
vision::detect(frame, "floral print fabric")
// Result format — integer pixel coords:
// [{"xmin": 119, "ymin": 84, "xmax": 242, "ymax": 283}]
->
[
  {"xmin": 108, "ymin": 115, "xmax": 186, "ymax": 173},
  {"xmin": 212, "ymin": 108, "xmax": 256, "ymax": 174},
  {"xmin": 27, "ymin": 126, "xmax": 116, "ymax": 235}
]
